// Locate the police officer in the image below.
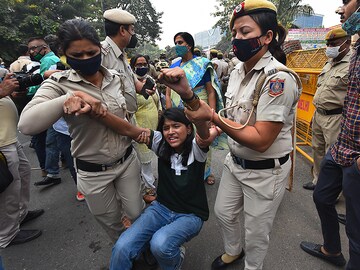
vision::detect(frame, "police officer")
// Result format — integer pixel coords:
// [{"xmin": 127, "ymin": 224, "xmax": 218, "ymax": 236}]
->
[
  {"xmin": 172, "ymin": 0, "xmax": 302, "ymax": 269},
  {"xmin": 303, "ymin": 27, "xmax": 351, "ymax": 190},
  {"xmin": 18, "ymin": 19, "xmax": 145, "ymax": 242},
  {"xmin": 101, "ymin": 9, "xmax": 154, "ymax": 118}
]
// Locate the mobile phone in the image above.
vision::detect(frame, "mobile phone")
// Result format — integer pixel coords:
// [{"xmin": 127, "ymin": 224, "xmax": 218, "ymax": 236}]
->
[{"xmin": 141, "ymin": 77, "xmax": 155, "ymax": 100}]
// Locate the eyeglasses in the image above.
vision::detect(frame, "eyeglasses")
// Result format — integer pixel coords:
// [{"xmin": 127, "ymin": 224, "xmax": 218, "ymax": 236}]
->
[
  {"xmin": 28, "ymin": 45, "xmax": 46, "ymax": 52},
  {"xmin": 125, "ymin": 28, "xmax": 135, "ymax": 36}
]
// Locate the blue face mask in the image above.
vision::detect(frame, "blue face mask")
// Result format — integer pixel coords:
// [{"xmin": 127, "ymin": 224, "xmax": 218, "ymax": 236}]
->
[
  {"xmin": 66, "ymin": 53, "xmax": 101, "ymax": 76},
  {"xmin": 342, "ymin": 7, "xmax": 360, "ymax": 35},
  {"xmin": 175, "ymin": 45, "xmax": 188, "ymax": 57}
]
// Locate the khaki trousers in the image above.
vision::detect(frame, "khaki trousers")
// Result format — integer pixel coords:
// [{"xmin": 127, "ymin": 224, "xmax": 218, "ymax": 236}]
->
[
  {"xmin": 214, "ymin": 153, "xmax": 290, "ymax": 270},
  {"xmin": 311, "ymin": 111, "xmax": 342, "ymax": 184},
  {"xmin": 77, "ymin": 151, "xmax": 145, "ymax": 242},
  {"xmin": 0, "ymin": 141, "xmax": 31, "ymax": 248}
]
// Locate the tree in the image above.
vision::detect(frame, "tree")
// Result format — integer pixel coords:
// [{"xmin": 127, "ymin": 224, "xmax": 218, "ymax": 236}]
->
[
  {"xmin": 212, "ymin": 0, "xmax": 313, "ymax": 34},
  {"xmin": 99, "ymin": 0, "xmax": 163, "ymax": 44}
]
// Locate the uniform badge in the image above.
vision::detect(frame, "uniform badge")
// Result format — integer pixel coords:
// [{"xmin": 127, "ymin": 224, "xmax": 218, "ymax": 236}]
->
[{"xmin": 269, "ymin": 79, "xmax": 285, "ymax": 97}]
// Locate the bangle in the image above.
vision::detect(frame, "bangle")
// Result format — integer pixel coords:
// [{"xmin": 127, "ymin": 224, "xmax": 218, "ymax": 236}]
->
[
  {"xmin": 210, "ymin": 108, "xmax": 215, "ymax": 123},
  {"xmin": 183, "ymin": 93, "xmax": 200, "ymax": 111},
  {"xmin": 182, "ymin": 92, "xmax": 195, "ymax": 102}
]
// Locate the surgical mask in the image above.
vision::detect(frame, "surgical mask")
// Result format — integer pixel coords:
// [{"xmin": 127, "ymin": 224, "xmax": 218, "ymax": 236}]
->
[
  {"xmin": 232, "ymin": 36, "xmax": 263, "ymax": 62},
  {"xmin": 175, "ymin": 45, "xmax": 188, "ymax": 57},
  {"xmin": 127, "ymin": 34, "xmax": 138, "ymax": 48},
  {"xmin": 31, "ymin": 51, "xmax": 45, "ymax": 62},
  {"xmin": 135, "ymin": 67, "xmax": 148, "ymax": 77},
  {"xmin": 342, "ymin": 7, "xmax": 360, "ymax": 35},
  {"xmin": 325, "ymin": 40, "xmax": 347, "ymax": 59},
  {"xmin": 66, "ymin": 53, "xmax": 101, "ymax": 76}
]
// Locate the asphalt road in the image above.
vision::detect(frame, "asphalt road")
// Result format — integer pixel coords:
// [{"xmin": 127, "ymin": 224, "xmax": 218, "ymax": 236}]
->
[{"xmin": 0, "ymin": 133, "xmax": 348, "ymax": 270}]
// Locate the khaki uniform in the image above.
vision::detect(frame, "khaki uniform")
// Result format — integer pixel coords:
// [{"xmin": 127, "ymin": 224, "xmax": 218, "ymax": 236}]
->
[
  {"xmin": 0, "ymin": 97, "xmax": 31, "ymax": 248},
  {"xmin": 215, "ymin": 52, "xmax": 300, "ymax": 270},
  {"xmin": 18, "ymin": 67, "xmax": 145, "ymax": 242},
  {"xmin": 101, "ymin": 36, "xmax": 138, "ymax": 116},
  {"xmin": 311, "ymin": 51, "xmax": 351, "ymax": 185}
]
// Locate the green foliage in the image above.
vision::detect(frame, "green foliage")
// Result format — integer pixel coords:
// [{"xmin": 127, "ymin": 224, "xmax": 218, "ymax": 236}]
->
[{"xmin": 0, "ymin": 0, "xmax": 163, "ymax": 65}]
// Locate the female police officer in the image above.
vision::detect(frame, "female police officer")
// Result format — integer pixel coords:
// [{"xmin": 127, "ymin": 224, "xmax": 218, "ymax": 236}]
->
[
  {"xmin": 18, "ymin": 19, "xmax": 146, "ymax": 242},
  {"xmin": 174, "ymin": 0, "xmax": 302, "ymax": 269}
]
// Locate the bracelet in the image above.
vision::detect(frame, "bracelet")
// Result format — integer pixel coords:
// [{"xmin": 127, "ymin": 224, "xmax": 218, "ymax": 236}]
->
[
  {"xmin": 210, "ymin": 108, "xmax": 215, "ymax": 123},
  {"xmin": 182, "ymin": 92, "xmax": 195, "ymax": 102},
  {"xmin": 183, "ymin": 93, "xmax": 200, "ymax": 111}
]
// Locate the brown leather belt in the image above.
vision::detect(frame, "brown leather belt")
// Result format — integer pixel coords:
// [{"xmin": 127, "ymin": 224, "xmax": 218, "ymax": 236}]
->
[
  {"xmin": 316, "ymin": 107, "xmax": 343, "ymax": 116},
  {"xmin": 76, "ymin": 146, "xmax": 132, "ymax": 172},
  {"xmin": 231, "ymin": 153, "xmax": 289, "ymax": 170}
]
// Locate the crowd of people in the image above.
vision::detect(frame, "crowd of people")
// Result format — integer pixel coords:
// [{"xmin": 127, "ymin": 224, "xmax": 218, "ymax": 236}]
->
[{"xmin": 0, "ymin": 0, "xmax": 359, "ymax": 270}]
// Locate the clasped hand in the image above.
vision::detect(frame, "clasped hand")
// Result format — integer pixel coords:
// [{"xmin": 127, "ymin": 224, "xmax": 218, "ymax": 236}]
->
[{"xmin": 63, "ymin": 91, "xmax": 107, "ymax": 117}]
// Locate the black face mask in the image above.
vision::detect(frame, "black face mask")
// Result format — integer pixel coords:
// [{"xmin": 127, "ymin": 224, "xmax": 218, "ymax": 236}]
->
[
  {"xmin": 127, "ymin": 34, "xmax": 138, "ymax": 49},
  {"xmin": 232, "ymin": 35, "xmax": 263, "ymax": 62},
  {"xmin": 135, "ymin": 67, "xmax": 148, "ymax": 77},
  {"xmin": 66, "ymin": 53, "xmax": 101, "ymax": 76}
]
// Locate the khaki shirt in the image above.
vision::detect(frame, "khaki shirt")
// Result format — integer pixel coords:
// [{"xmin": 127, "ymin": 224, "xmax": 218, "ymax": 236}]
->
[
  {"xmin": 313, "ymin": 50, "xmax": 351, "ymax": 111},
  {"xmin": 0, "ymin": 97, "xmax": 18, "ymax": 147},
  {"xmin": 101, "ymin": 36, "xmax": 137, "ymax": 114},
  {"xmin": 18, "ymin": 66, "xmax": 131, "ymax": 164},
  {"xmin": 225, "ymin": 51, "xmax": 301, "ymax": 160}
]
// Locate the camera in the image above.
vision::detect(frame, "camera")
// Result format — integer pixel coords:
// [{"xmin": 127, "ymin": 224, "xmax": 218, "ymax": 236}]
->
[
  {"xmin": 12, "ymin": 73, "xmax": 44, "ymax": 92},
  {"xmin": 140, "ymin": 77, "xmax": 155, "ymax": 100}
]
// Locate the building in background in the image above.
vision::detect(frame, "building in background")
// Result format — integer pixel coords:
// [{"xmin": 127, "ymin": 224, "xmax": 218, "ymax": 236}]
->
[
  {"xmin": 194, "ymin": 27, "xmax": 224, "ymax": 51},
  {"xmin": 293, "ymin": 14, "xmax": 324, "ymax": 28}
]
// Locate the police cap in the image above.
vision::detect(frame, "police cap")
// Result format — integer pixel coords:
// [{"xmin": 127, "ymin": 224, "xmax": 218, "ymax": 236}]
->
[
  {"xmin": 103, "ymin": 9, "xmax": 137, "ymax": 25},
  {"xmin": 325, "ymin": 27, "xmax": 349, "ymax": 41}
]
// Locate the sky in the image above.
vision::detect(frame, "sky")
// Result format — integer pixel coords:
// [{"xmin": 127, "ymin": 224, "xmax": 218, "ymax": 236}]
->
[{"xmin": 150, "ymin": 0, "xmax": 343, "ymax": 49}]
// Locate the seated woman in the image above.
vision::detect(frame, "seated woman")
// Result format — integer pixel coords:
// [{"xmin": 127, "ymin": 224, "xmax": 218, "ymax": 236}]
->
[{"xmin": 63, "ymin": 68, "xmax": 219, "ymax": 270}]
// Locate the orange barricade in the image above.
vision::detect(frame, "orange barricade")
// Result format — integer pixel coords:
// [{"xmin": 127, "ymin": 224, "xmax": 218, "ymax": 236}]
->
[{"xmin": 287, "ymin": 48, "xmax": 328, "ymax": 163}]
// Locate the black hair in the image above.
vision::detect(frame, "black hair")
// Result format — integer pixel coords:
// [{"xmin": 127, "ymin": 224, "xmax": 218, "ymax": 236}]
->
[
  {"xmin": 57, "ymin": 19, "xmax": 101, "ymax": 54},
  {"xmin": 130, "ymin": 54, "xmax": 149, "ymax": 70},
  {"xmin": 173, "ymin": 32, "xmax": 195, "ymax": 54},
  {"xmin": 27, "ymin": 37, "xmax": 45, "ymax": 44},
  {"xmin": 250, "ymin": 12, "xmax": 287, "ymax": 65},
  {"xmin": 18, "ymin": 44, "xmax": 29, "ymax": 55},
  {"xmin": 104, "ymin": 19, "xmax": 133, "ymax": 37},
  {"xmin": 156, "ymin": 108, "xmax": 194, "ymax": 167},
  {"xmin": 44, "ymin": 34, "xmax": 59, "ymax": 55}
]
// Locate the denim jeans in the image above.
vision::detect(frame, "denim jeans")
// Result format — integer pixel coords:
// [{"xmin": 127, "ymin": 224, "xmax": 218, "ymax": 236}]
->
[
  {"xmin": 33, "ymin": 130, "xmax": 47, "ymax": 170},
  {"xmin": 314, "ymin": 150, "xmax": 360, "ymax": 270},
  {"xmin": 56, "ymin": 132, "xmax": 76, "ymax": 182},
  {"xmin": 110, "ymin": 201, "xmax": 203, "ymax": 270},
  {"xmin": 45, "ymin": 127, "xmax": 60, "ymax": 177}
]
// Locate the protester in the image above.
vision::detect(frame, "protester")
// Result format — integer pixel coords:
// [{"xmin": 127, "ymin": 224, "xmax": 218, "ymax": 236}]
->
[
  {"xmin": 18, "ymin": 19, "xmax": 148, "ymax": 242},
  {"xmin": 130, "ymin": 54, "xmax": 161, "ymax": 203},
  {"xmin": 0, "ymin": 73, "xmax": 44, "ymax": 248},
  {"xmin": 171, "ymin": 0, "xmax": 302, "ymax": 269},
  {"xmin": 166, "ymin": 31, "xmax": 226, "ymax": 185},
  {"xmin": 303, "ymin": 27, "xmax": 351, "ymax": 191},
  {"xmin": 300, "ymin": 0, "xmax": 360, "ymax": 268}
]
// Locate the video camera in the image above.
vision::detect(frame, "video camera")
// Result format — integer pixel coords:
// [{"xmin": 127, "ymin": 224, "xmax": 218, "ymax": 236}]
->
[{"xmin": 12, "ymin": 72, "xmax": 44, "ymax": 92}]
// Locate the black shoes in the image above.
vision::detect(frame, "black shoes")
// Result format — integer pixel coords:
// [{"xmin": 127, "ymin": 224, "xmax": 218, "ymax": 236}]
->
[
  {"xmin": 211, "ymin": 249, "xmax": 245, "ymax": 269},
  {"xmin": 300, "ymin": 241, "xmax": 346, "ymax": 266},
  {"xmin": 8, "ymin": 229, "xmax": 42, "ymax": 246},
  {"xmin": 338, "ymin": 214, "xmax": 346, "ymax": 225},
  {"xmin": 34, "ymin": 176, "xmax": 61, "ymax": 186},
  {"xmin": 21, "ymin": 209, "xmax": 44, "ymax": 225},
  {"xmin": 303, "ymin": 182, "xmax": 316, "ymax": 190}
]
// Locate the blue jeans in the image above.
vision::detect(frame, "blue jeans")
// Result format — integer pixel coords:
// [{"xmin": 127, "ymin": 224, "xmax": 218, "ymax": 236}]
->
[
  {"xmin": 45, "ymin": 127, "xmax": 60, "ymax": 177},
  {"xmin": 55, "ymin": 132, "xmax": 76, "ymax": 182},
  {"xmin": 33, "ymin": 130, "xmax": 47, "ymax": 170},
  {"xmin": 110, "ymin": 201, "xmax": 203, "ymax": 270},
  {"xmin": 314, "ymin": 150, "xmax": 360, "ymax": 270}
]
